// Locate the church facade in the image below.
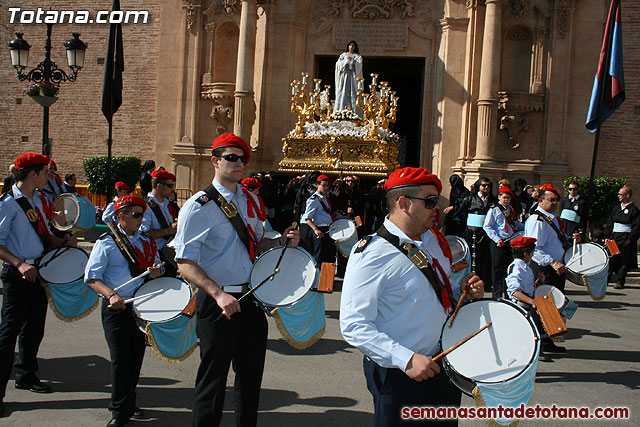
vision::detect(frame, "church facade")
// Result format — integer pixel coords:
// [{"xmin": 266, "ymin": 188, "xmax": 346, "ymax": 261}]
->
[{"xmin": 1, "ymin": 0, "xmax": 636, "ymax": 196}]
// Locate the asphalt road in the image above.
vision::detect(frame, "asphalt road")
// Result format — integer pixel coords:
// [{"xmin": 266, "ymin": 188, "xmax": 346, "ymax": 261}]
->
[{"xmin": 1, "ymin": 234, "xmax": 638, "ymax": 426}]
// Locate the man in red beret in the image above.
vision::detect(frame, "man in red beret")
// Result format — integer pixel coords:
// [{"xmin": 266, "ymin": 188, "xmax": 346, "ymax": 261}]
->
[
  {"xmin": 173, "ymin": 133, "xmax": 299, "ymax": 426},
  {"xmin": 86, "ymin": 194, "xmax": 162, "ymax": 426},
  {"xmin": 483, "ymin": 186, "xmax": 524, "ymax": 298},
  {"xmin": 524, "ymin": 184, "xmax": 580, "ymax": 353},
  {"xmin": 340, "ymin": 167, "xmax": 484, "ymax": 426},
  {"xmin": 141, "ymin": 170, "xmax": 178, "ymax": 277},
  {"xmin": 0, "ymin": 153, "xmax": 78, "ymax": 415},
  {"xmin": 505, "ymin": 236, "xmax": 552, "ymax": 362},
  {"xmin": 102, "ymin": 182, "xmax": 132, "ymax": 223},
  {"xmin": 299, "ymin": 175, "xmax": 335, "ymax": 264}
]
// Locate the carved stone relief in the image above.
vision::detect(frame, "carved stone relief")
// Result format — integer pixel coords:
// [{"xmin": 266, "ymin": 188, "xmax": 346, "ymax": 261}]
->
[
  {"xmin": 311, "ymin": 0, "xmax": 423, "ymax": 30},
  {"xmin": 466, "ymin": 0, "xmax": 486, "ymax": 8},
  {"xmin": 500, "ymin": 115, "xmax": 528, "ymax": 149},
  {"xmin": 509, "ymin": 0, "xmax": 530, "ymax": 19},
  {"xmin": 498, "ymin": 92, "xmax": 544, "ymax": 149},
  {"xmin": 183, "ymin": 0, "xmax": 202, "ymax": 30},
  {"xmin": 556, "ymin": 0, "xmax": 573, "ymax": 39},
  {"xmin": 210, "ymin": 103, "xmax": 235, "ymax": 135}
]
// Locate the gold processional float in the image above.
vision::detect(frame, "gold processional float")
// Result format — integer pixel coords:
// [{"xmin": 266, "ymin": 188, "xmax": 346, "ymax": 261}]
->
[{"xmin": 279, "ymin": 72, "xmax": 400, "ymax": 177}]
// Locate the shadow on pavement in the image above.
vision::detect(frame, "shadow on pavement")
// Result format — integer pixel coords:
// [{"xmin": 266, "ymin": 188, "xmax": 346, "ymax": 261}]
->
[
  {"xmin": 267, "ymin": 338, "xmax": 352, "ymax": 356},
  {"xmin": 536, "ymin": 369, "xmax": 640, "ymax": 389}
]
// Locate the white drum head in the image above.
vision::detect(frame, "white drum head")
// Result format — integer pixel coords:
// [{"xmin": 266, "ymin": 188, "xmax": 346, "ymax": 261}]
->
[
  {"xmin": 441, "ymin": 299, "xmax": 538, "ymax": 384},
  {"xmin": 249, "ymin": 246, "xmax": 318, "ymax": 307},
  {"xmin": 446, "ymin": 235, "xmax": 469, "ymax": 265},
  {"xmin": 534, "ymin": 285, "xmax": 565, "ymax": 310},
  {"xmin": 133, "ymin": 277, "xmax": 192, "ymax": 322},
  {"xmin": 264, "ymin": 230, "xmax": 282, "ymax": 240},
  {"xmin": 563, "ymin": 242, "xmax": 608, "ymax": 276},
  {"xmin": 52, "ymin": 194, "xmax": 80, "ymax": 231},
  {"xmin": 328, "ymin": 219, "xmax": 357, "ymax": 242},
  {"xmin": 38, "ymin": 247, "xmax": 89, "ymax": 284}
]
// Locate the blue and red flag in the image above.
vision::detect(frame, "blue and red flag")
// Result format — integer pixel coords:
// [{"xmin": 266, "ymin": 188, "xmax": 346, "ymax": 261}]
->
[{"xmin": 586, "ymin": 0, "xmax": 624, "ymax": 133}]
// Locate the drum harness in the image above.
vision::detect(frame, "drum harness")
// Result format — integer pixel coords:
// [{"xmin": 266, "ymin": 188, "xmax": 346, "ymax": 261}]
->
[
  {"xmin": 1, "ymin": 188, "xmax": 53, "ymax": 253},
  {"xmin": 534, "ymin": 210, "xmax": 572, "ymax": 250}
]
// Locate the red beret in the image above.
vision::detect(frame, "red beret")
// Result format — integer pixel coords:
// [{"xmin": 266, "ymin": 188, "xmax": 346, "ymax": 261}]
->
[
  {"xmin": 151, "ymin": 170, "xmax": 176, "ymax": 181},
  {"xmin": 114, "ymin": 195, "xmax": 147, "ymax": 213},
  {"xmin": 540, "ymin": 184, "xmax": 561, "ymax": 198},
  {"xmin": 316, "ymin": 175, "xmax": 331, "ymax": 184},
  {"xmin": 14, "ymin": 153, "xmax": 51, "ymax": 170},
  {"xmin": 498, "ymin": 186, "xmax": 515, "ymax": 199},
  {"xmin": 384, "ymin": 167, "xmax": 442, "ymax": 194},
  {"xmin": 114, "ymin": 181, "xmax": 130, "ymax": 191},
  {"xmin": 211, "ymin": 133, "xmax": 250, "ymax": 164},
  {"xmin": 510, "ymin": 236, "xmax": 537, "ymax": 248},
  {"xmin": 49, "ymin": 159, "xmax": 57, "ymax": 170},
  {"xmin": 241, "ymin": 177, "xmax": 262, "ymax": 188}
]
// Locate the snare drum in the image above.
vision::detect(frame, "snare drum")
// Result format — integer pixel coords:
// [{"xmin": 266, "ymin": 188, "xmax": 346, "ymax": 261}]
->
[
  {"xmin": 534, "ymin": 284, "xmax": 565, "ymax": 311},
  {"xmin": 563, "ymin": 242, "xmax": 609, "ymax": 299},
  {"xmin": 51, "ymin": 193, "xmax": 96, "ymax": 231},
  {"xmin": 133, "ymin": 277, "xmax": 197, "ymax": 362},
  {"xmin": 328, "ymin": 219, "xmax": 358, "ymax": 257},
  {"xmin": 263, "ymin": 230, "xmax": 282, "ymax": 241},
  {"xmin": 440, "ymin": 299, "xmax": 539, "ymax": 397},
  {"xmin": 38, "ymin": 247, "xmax": 98, "ymax": 321},
  {"xmin": 249, "ymin": 246, "xmax": 319, "ymax": 307},
  {"xmin": 445, "ymin": 235, "xmax": 471, "ymax": 290}
]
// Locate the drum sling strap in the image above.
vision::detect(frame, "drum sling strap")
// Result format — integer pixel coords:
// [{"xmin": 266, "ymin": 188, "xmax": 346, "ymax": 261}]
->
[
  {"xmin": 535, "ymin": 210, "xmax": 570, "ymax": 249},
  {"xmin": 2, "ymin": 189, "xmax": 52, "ymax": 252},
  {"xmin": 145, "ymin": 197, "xmax": 175, "ymax": 243},
  {"xmin": 497, "ymin": 204, "xmax": 515, "ymax": 227},
  {"xmin": 100, "ymin": 233, "xmax": 144, "ymax": 277},
  {"xmin": 376, "ymin": 225, "xmax": 454, "ymax": 312},
  {"xmin": 199, "ymin": 185, "xmax": 254, "ymax": 259}
]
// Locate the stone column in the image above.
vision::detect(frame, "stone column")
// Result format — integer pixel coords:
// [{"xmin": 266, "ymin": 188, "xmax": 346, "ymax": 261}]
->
[
  {"xmin": 234, "ymin": 0, "xmax": 257, "ymax": 141},
  {"xmin": 475, "ymin": 0, "xmax": 502, "ymax": 160}
]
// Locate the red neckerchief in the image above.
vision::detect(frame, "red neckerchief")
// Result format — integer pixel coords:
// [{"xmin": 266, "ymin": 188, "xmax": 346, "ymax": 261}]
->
[
  {"xmin": 34, "ymin": 205, "xmax": 54, "ymax": 246},
  {"xmin": 556, "ymin": 215, "xmax": 565, "ymax": 234},
  {"xmin": 430, "ymin": 256, "xmax": 454, "ymax": 313},
  {"xmin": 241, "ymin": 187, "xmax": 267, "ymax": 221},
  {"xmin": 54, "ymin": 174, "xmax": 62, "ymax": 186},
  {"xmin": 134, "ymin": 236, "xmax": 157, "ymax": 270},
  {"xmin": 168, "ymin": 202, "xmax": 178, "ymax": 220},
  {"xmin": 38, "ymin": 191, "xmax": 54, "ymax": 219},
  {"xmin": 430, "ymin": 227, "xmax": 453, "ymax": 264}
]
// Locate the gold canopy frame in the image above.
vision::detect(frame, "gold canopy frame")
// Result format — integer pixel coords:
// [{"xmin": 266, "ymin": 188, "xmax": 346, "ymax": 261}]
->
[{"xmin": 279, "ymin": 72, "xmax": 400, "ymax": 177}]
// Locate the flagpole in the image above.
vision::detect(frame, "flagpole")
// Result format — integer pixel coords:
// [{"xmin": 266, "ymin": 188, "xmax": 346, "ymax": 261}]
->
[{"xmin": 583, "ymin": 0, "xmax": 619, "ymax": 238}]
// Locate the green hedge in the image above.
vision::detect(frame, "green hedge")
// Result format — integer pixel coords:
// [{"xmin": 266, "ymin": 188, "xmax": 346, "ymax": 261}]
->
[
  {"xmin": 563, "ymin": 176, "xmax": 627, "ymax": 227},
  {"xmin": 83, "ymin": 156, "xmax": 141, "ymax": 196}
]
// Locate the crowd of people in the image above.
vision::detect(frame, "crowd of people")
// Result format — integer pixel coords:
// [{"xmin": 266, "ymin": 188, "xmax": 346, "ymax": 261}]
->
[{"xmin": 1, "ymin": 135, "xmax": 638, "ymax": 425}]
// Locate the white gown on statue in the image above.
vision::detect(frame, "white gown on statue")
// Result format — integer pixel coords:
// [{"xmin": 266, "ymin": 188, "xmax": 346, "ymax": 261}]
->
[{"xmin": 334, "ymin": 52, "xmax": 363, "ymax": 111}]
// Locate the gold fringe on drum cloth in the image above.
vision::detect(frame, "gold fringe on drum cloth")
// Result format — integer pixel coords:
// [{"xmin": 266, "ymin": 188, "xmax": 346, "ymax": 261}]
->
[
  {"xmin": 334, "ymin": 241, "xmax": 350, "ymax": 258},
  {"xmin": 271, "ymin": 309, "xmax": 325, "ymax": 350},
  {"xmin": 581, "ymin": 274, "xmax": 606, "ymax": 301},
  {"xmin": 472, "ymin": 386, "xmax": 520, "ymax": 427},
  {"xmin": 44, "ymin": 283, "xmax": 99, "ymax": 322},
  {"xmin": 144, "ymin": 323, "xmax": 199, "ymax": 363}
]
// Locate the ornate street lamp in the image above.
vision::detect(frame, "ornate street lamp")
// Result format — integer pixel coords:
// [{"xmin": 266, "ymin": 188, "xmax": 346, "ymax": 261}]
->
[{"xmin": 8, "ymin": 23, "xmax": 87, "ymax": 156}]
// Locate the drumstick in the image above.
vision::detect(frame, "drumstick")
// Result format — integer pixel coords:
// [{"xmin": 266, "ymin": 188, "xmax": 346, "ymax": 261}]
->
[
  {"xmin": 565, "ymin": 249, "xmax": 591, "ymax": 269},
  {"xmin": 572, "ymin": 239, "xmax": 577, "ymax": 258},
  {"xmin": 432, "ymin": 322, "xmax": 492, "ymax": 363},
  {"xmin": 112, "ymin": 262, "xmax": 166, "ymax": 292},
  {"xmin": 220, "ymin": 222, "xmax": 298, "ymax": 319},
  {"xmin": 448, "ymin": 283, "xmax": 470, "ymax": 327},
  {"xmin": 108, "ymin": 288, "xmax": 164, "ymax": 308}
]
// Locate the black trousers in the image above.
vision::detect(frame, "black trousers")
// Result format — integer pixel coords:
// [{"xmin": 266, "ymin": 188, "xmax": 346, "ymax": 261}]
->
[
  {"xmin": 464, "ymin": 228, "xmax": 492, "ymax": 292},
  {"xmin": 0, "ymin": 263, "xmax": 48, "ymax": 399},
  {"xmin": 300, "ymin": 224, "xmax": 334, "ymax": 264},
  {"xmin": 364, "ymin": 357, "xmax": 461, "ymax": 426},
  {"xmin": 530, "ymin": 261, "xmax": 565, "ymax": 292},
  {"xmin": 101, "ymin": 299, "xmax": 146, "ymax": 422},
  {"xmin": 490, "ymin": 243, "xmax": 513, "ymax": 299},
  {"xmin": 192, "ymin": 292, "xmax": 268, "ymax": 427}
]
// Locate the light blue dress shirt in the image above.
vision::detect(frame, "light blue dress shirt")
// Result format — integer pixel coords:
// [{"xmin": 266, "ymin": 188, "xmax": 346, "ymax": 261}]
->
[
  {"xmin": 524, "ymin": 207, "xmax": 566, "ymax": 266},
  {"xmin": 340, "ymin": 218, "xmax": 461, "ymax": 371},
  {"xmin": 483, "ymin": 203, "xmax": 524, "ymax": 243},
  {"xmin": 84, "ymin": 224, "xmax": 161, "ymax": 297},
  {"xmin": 0, "ymin": 184, "xmax": 48, "ymax": 260},
  {"xmin": 101, "ymin": 197, "xmax": 119, "ymax": 223},
  {"xmin": 506, "ymin": 258, "xmax": 535, "ymax": 302},
  {"xmin": 141, "ymin": 194, "xmax": 175, "ymax": 249},
  {"xmin": 300, "ymin": 191, "xmax": 333, "ymax": 227},
  {"xmin": 173, "ymin": 179, "xmax": 264, "ymax": 287}
]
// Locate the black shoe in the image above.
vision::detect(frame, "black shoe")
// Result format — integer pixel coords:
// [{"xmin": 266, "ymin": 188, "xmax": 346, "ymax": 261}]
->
[
  {"xmin": 613, "ymin": 282, "xmax": 625, "ymax": 289},
  {"xmin": 131, "ymin": 408, "xmax": 146, "ymax": 420},
  {"xmin": 543, "ymin": 342, "xmax": 566, "ymax": 353},
  {"xmin": 107, "ymin": 418, "xmax": 128, "ymax": 427},
  {"xmin": 15, "ymin": 380, "xmax": 52, "ymax": 393},
  {"xmin": 0, "ymin": 400, "xmax": 4, "ymax": 417},
  {"xmin": 538, "ymin": 351, "xmax": 553, "ymax": 362}
]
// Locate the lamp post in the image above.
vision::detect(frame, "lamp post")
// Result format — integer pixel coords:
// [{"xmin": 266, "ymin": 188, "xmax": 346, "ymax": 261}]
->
[{"xmin": 8, "ymin": 23, "xmax": 86, "ymax": 156}]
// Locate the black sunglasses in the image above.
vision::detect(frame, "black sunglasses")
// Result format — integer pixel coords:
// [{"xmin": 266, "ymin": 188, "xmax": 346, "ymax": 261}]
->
[
  {"xmin": 162, "ymin": 182, "xmax": 175, "ymax": 189},
  {"xmin": 219, "ymin": 153, "xmax": 247, "ymax": 163},
  {"xmin": 127, "ymin": 211, "xmax": 144, "ymax": 219},
  {"xmin": 404, "ymin": 195, "xmax": 440, "ymax": 209},
  {"xmin": 544, "ymin": 197, "xmax": 559, "ymax": 203},
  {"xmin": 568, "ymin": 187, "xmax": 578, "ymax": 191}
]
